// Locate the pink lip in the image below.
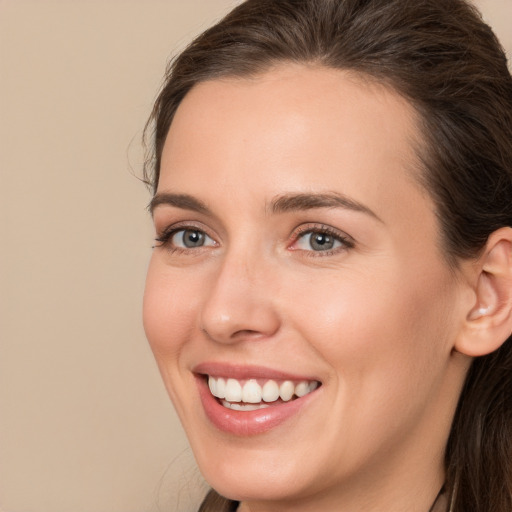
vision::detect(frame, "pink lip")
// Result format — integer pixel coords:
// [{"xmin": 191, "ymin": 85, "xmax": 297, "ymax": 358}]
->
[
  {"xmin": 193, "ymin": 362, "xmax": 318, "ymax": 382},
  {"xmin": 193, "ymin": 363, "xmax": 321, "ymax": 436}
]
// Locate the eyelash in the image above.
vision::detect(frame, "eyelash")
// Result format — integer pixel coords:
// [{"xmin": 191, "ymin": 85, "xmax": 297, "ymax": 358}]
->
[
  {"xmin": 291, "ymin": 224, "xmax": 355, "ymax": 256},
  {"xmin": 153, "ymin": 223, "xmax": 354, "ymax": 256},
  {"xmin": 153, "ymin": 222, "xmax": 215, "ymax": 254}
]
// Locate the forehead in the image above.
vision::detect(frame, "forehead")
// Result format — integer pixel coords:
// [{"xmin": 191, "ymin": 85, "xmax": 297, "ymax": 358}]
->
[{"xmin": 159, "ymin": 64, "xmax": 428, "ymax": 225}]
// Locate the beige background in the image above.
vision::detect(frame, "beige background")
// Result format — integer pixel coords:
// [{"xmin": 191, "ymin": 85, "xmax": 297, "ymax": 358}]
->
[{"xmin": 0, "ymin": 1, "xmax": 510, "ymax": 512}]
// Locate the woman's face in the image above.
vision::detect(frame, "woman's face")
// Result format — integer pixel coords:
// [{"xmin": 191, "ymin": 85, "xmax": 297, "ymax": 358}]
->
[{"xmin": 144, "ymin": 65, "xmax": 469, "ymax": 508}]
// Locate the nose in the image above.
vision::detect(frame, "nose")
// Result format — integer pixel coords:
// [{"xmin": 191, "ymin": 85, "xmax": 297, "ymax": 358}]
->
[{"xmin": 199, "ymin": 252, "xmax": 280, "ymax": 344}]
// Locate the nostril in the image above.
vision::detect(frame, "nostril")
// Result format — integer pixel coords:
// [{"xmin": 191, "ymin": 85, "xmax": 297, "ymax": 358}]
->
[
  {"xmin": 231, "ymin": 329, "xmax": 266, "ymax": 340},
  {"xmin": 201, "ymin": 326, "xmax": 275, "ymax": 344}
]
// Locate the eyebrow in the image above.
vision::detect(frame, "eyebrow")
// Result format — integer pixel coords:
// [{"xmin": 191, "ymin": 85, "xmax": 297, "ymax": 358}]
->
[
  {"xmin": 269, "ymin": 192, "xmax": 382, "ymax": 222},
  {"xmin": 149, "ymin": 191, "xmax": 382, "ymax": 222},
  {"xmin": 148, "ymin": 193, "xmax": 211, "ymax": 216}
]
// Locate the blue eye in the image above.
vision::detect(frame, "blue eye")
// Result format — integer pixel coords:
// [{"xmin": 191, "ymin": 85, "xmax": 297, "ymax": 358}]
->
[
  {"xmin": 170, "ymin": 229, "xmax": 216, "ymax": 249},
  {"xmin": 154, "ymin": 227, "xmax": 216, "ymax": 251},
  {"xmin": 296, "ymin": 231, "xmax": 342, "ymax": 251},
  {"xmin": 293, "ymin": 227, "xmax": 353, "ymax": 254}
]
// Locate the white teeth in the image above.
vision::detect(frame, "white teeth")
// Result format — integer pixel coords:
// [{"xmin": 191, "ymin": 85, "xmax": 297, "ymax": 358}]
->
[
  {"xmin": 262, "ymin": 380, "xmax": 280, "ymax": 402},
  {"xmin": 295, "ymin": 381, "xmax": 310, "ymax": 397},
  {"xmin": 224, "ymin": 378, "xmax": 242, "ymax": 402},
  {"xmin": 242, "ymin": 379, "xmax": 262, "ymax": 404},
  {"xmin": 222, "ymin": 401, "xmax": 270, "ymax": 411},
  {"xmin": 208, "ymin": 376, "xmax": 217, "ymax": 396},
  {"xmin": 208, "ymin": 375, "xmax": 320, "ymax": 406},
  {"xmin": 279, "ymin": 380, "xmax": 295, "ymax": 401},
  {"xmin": 217, "ymin": 378, "xmax": 226, "ymax": 398}
]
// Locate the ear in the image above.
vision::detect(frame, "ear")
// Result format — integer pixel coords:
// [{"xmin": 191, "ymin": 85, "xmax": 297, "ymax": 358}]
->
[{"xmin": 455, "ymin": 227, "xmax": 512, "ymax": 357}]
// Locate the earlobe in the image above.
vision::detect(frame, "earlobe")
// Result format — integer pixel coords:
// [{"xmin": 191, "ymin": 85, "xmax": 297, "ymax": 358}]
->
[{"xmin": 455, "ymin": 227, "xmax": 512, "ymax": 357}]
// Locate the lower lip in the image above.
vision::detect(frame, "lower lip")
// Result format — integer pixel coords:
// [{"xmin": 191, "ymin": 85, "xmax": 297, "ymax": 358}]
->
[{"xmin": 196, "ymin": 376, "xmax": 317, "ymax": 436}]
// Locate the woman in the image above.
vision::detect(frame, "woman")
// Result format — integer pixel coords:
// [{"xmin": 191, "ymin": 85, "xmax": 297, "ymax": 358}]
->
[{"xmin": 142, "ymin": 0, "xmax": 512, "ymax": 510}]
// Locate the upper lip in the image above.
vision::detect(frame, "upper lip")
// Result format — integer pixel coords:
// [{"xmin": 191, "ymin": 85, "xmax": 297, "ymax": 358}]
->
[{"xmin": 193, "ymin": 362, "xmax": 320, "ymax": 382}]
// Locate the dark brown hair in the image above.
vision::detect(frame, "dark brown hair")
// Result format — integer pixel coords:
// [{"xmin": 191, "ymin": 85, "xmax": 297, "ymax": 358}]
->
[{"xmin": 144, "ymin": 1, "xmax": 512, "ymax": 510}]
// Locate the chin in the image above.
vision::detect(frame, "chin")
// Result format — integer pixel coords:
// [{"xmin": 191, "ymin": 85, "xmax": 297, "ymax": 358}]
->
[
  {"xmin": 187, "ymin": 427, "xmax": 328, "ymax": 504},
  {"xmin": 199, "ymin": 455, "xmax": 311, "ymax": 504}
]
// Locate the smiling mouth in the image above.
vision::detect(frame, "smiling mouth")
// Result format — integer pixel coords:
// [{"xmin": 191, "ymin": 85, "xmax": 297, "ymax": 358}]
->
[{"xmin": 206, "ymin": 375, "xmax": 320, "ymax": 411}]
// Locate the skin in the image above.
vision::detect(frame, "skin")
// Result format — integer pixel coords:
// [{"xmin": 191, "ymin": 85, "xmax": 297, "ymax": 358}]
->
[{"xmin": 143, "ymin": 65, "xmax": 474, "ymax": 511}]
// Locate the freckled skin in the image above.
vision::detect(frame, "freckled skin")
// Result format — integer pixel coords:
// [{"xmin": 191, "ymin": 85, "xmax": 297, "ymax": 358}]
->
[{"xmin": 143, "ymin": 65, "xmax": 471, "ymax": 512}]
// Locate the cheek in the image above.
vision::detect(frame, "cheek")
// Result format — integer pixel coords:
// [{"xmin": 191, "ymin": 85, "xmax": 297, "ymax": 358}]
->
[
  {"xmin": 143, "ymin": 258, "xmax": 199, "ymax": 360},
  {"xmin": 281, "ymin": 264, "xmax": 457, "ymax": 469},
  {"xmin": 143, "ymin": 258, "xmax": 210, "ymax": 425},
  {"xmin": 287, "ymin": 261, "xmax": 456, "ymax": 403}
]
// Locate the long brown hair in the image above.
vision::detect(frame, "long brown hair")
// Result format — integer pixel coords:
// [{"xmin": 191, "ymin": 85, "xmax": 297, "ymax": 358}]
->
[{"xmin": 144, "ymin": 1, "xmax": 512, "ymax": 510}]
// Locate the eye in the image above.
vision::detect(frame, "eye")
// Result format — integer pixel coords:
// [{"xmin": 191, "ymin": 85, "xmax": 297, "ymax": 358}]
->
[
  {"xmin": 296, "ymin": 231, "xmax": 341, "ymax": 251},
  {"xmin": 171, "ymin": 229, "xmax": 215, "ymax": 249},
  {"xmin": 155, "ymin": 226, "xmax": 217, "ymax": 251},
  {"xmin": 291, "ymin": 226, "xmax": 354, "ymax": 254}
]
